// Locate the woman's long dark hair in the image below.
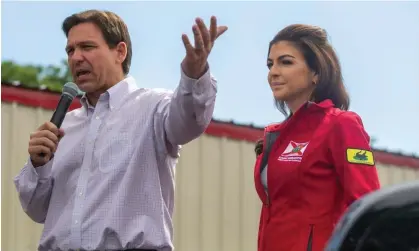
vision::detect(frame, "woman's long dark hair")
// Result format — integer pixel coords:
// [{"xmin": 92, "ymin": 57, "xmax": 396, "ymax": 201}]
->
[
  {"xmin": 255, "ymin": 139, "xmax": 264, "ymax": 156},
  {"xmin": 255, "ymin": 24, "xmax": 350, "ymax": 156}
]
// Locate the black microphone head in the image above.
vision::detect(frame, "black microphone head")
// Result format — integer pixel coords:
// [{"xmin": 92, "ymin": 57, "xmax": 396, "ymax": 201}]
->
[{"xmin": 62, "ymin": 82, "xmax": 80, "ymax": 99}]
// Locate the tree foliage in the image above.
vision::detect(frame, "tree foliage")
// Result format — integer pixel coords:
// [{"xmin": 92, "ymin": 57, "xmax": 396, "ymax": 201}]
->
[{"xmin": 1, "ymin": 59, "xmax": 72, "ymax": 93}]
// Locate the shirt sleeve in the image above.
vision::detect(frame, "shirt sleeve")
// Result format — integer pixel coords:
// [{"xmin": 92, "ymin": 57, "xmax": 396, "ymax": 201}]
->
[
  {"xmin": 329, "ymin": 111, "xmax": 381, "ymax": 206},
  {"xmin": 157, "ymin": 64, "xmax": 217, "ymax": 157},
  {"xmin": 13, "ymin": 158, "xmax": 54, "ymax": 223}
]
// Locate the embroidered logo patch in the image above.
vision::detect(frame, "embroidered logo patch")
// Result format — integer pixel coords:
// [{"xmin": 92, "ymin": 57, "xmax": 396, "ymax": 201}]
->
[
  {"xmin": 346, "ymin": 148, "xmax": 375, "ymax": 166},
  {"xmin": 278, "ymin": 141, "xmax": 310, "ymax": 162}
]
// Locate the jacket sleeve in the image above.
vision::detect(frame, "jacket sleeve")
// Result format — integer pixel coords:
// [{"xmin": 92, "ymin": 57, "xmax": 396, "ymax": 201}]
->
[
  {"xmin": 13, "ymin": 158, "xmax": 54, "ymax": 223},
  {"xmin": 157, "ymin": 65, "xmax": 217, "ymax": 156},
  {"xmin": 329, "ymin": 111, "xmax": 381, "ymax": 206}
]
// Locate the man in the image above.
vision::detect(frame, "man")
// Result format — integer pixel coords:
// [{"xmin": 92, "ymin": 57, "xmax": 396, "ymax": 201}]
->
[{"xmin": 14, "ymin": 9, "xmax": 227, "ymax": 251}]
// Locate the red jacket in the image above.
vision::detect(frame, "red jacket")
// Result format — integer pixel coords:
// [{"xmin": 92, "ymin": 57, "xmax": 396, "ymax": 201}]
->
[{"xmin": 254, "ymin": 99, "xmax": 380, "ymax": 251}]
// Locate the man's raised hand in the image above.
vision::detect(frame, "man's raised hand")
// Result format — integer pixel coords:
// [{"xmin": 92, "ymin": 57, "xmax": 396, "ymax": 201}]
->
[{"xmin": 181, "ymin": 16, "xmax": 228, "ymax": 79}]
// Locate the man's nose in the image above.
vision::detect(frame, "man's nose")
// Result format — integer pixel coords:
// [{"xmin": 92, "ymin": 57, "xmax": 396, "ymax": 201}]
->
[{"xmin": 69, "ymin": 48, "xmax": 84, "ymax": 63}]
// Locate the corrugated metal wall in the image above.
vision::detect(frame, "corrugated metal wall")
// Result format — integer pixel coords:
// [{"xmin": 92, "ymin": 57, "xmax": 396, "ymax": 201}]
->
[{"xmin": 2, "ymin": 102, "xmax": 419, "ymax": 251}]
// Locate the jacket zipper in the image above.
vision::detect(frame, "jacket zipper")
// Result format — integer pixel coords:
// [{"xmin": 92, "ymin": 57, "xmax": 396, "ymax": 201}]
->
[{"xmin": 306, "ymin": 224, "xmax": 314, "ymax": 251}]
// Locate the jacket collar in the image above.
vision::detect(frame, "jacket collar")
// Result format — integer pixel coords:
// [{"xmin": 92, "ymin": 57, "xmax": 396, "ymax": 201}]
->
[
  {"xmin": 307, "ymin": 99, "xmax": 335, "ymax": 109},
  {"xmin": 266, "ymin": 99, "xmax": 335, "ymax": 132}
]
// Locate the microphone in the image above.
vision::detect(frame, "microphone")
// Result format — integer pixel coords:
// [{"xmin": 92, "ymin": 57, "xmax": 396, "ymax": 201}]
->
[
  {"xmin": 39, "ymin": 82, "xmax": 80, "ymax": 158},
  {"xmin": 50, "ymin": 82, "xmax": 80, "ymax": 128}
]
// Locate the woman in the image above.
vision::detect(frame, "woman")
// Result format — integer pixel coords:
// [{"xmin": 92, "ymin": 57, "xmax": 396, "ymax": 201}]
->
[{"xmin": 253, "ymin": 24, "xmax": 381, "ymax": 251}]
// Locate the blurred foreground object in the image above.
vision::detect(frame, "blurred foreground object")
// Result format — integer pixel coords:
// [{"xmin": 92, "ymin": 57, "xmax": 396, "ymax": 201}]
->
[{"xmin": 325, "ymin": 181, "xmax": 419, "ymax": 251}]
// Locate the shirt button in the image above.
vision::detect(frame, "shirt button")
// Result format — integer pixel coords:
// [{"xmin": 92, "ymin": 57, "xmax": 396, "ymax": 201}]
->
[
  {"xmin": 95, "ymin": 116, "xmax": 100, "ymax": 120},
  {"xmin": 75, "ymin": 220, "xmax": 78, "ymax": 224},
  {"xmin": 79, "ymin": 192, "xmax": 83, "ymax": 196}
]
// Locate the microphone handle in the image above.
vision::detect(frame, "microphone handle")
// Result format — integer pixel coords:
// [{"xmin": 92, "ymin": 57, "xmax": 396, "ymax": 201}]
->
[
  {"xmin": 50, "ymin": 94, "xmax": 74, "ymax": 128},
  {"xmin": 38, "ymin": 94, "xmax": 74, "ymax": 158}
]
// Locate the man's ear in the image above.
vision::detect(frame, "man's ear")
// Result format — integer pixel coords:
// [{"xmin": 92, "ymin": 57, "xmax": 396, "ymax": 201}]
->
[{"xmin": 115, "ymin": 41, "xmax": 127, "ymax": 65}]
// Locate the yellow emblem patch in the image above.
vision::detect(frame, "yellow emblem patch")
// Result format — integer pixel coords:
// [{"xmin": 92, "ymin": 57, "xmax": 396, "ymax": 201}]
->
[{"xmin": 346, "ymin": 148, "xmax": 375, "ymax": 166}]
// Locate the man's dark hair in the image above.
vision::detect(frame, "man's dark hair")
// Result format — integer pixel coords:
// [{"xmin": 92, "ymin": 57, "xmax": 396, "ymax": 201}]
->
[{"xmin": 62, "ymin": 9, "xmax": 132, "ymax": 75}]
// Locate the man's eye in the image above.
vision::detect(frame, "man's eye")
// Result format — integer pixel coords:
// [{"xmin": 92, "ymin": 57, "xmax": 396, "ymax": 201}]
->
[{"xmin": 82, "ymin": 45, "xmax": 95, "ymax": 49}]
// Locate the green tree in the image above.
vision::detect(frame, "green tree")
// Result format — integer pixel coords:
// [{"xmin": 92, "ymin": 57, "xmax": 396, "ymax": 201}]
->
[
  {"xmin": 1, "ymin": 59, "xmax": 72, "ymax": 92},
  {"xmin": 1, "ymin": 60, "xmax": 43, "ymax": 88}
]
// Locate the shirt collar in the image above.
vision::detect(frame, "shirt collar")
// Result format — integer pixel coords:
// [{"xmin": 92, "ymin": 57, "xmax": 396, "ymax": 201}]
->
[{"xmin": 79, "ymin": 75, "xmax": 138, "ymax": 113}]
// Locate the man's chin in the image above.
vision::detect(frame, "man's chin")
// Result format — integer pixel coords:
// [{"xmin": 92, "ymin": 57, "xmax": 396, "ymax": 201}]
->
[{"xmin": 76, "ymin": 81, "xmax": 95, "ymax": 93}]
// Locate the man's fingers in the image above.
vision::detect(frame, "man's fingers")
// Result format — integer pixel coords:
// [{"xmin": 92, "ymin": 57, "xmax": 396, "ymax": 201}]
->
[
  {"xmin": 29, "ymin": 137, "xmax": 57, "ymax": 153},
  {"xmin": 58, "ymin": 128, "xmax": 65, "ymax": 139},
  {"xmin": 192, "ymin": 25, "xmax": 204, "ymax": 51},
  {"xmin": 29, "ymin": 147, "xmax": 52, "ymax": 165},
  {"xmin": 209, "ymin": 16, "xmax": 218, "ymax": 43},
  {"xmin": 183, "ymin": 16, "xmax": 226, "ymax": 55},
  {"xmin": 29, "ymin": 122, "xmax": 61, "ymax": 166},
  {"xmin": 30, "ymin": 130, "xmax": 59, "ymax": 144},
  {"xmin": 209, "ymin": 16, "xmax": 228, "ymax": 42},
  {"xmin": 196, "ymin": 18, "xmax": 210, "ymax": 50},
  {"xmin": 182, "ymin": 34, "xmax": 195, "ymax": 55},
  {"xmin": 29, "ymin": 145, "xmax": 51, "ymax": 158},
  {"xmin": 216, "ymin": 26, "xmax": 228, "ymax": 40},
  {"xmin": 38, "ymin": 122, "xmax": 59, "ymax": 136},
  {"xmin": 43, "ymin": 130, "xmax": 59, "ymax": 144}
]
